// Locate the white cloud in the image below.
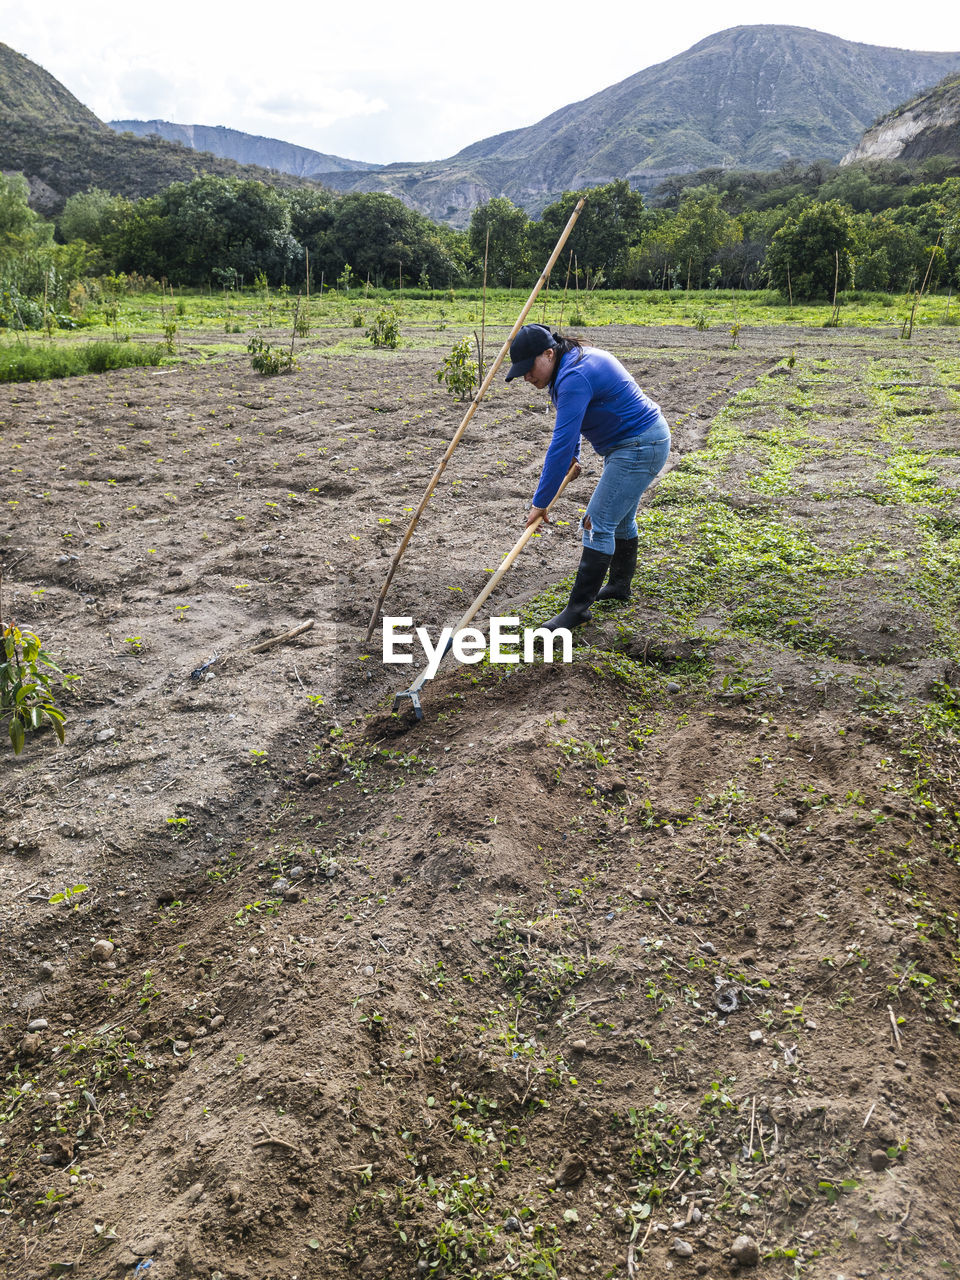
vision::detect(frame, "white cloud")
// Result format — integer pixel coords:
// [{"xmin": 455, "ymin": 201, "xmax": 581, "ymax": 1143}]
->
[
  {"xmin": 255, "ymin": 87, "xmax": 387, "ymax": 129},
  {"xmin": 113, "ymin": 68, "xmax": 185, "ymax": 122}
]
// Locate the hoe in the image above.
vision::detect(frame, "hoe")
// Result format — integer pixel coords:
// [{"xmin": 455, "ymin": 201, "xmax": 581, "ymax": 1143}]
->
[{"xmin": 392, "ymin": 464, "xmax": 578, "ymax": 719}]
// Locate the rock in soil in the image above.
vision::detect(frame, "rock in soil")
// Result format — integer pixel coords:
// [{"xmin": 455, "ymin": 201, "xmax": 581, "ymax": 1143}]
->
[
  {"xmin": 731, "ymin": 1234, "xmax": 760, "ymax": 1265},
  {"xmin": 551, "ymin": 1154, "xmax": 586, "ymax": 1187}
]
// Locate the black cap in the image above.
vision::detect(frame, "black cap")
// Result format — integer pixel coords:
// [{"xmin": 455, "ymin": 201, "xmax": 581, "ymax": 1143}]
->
[{"xmin": 504, "ymin": 324, "xmax": 556, "ymax": 382}]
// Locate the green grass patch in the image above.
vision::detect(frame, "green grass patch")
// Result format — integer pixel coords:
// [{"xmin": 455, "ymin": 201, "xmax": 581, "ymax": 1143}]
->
[
  {"xmin": 0, "ymin": 340, "xmax": 166, "ymax": 383},
  {"xmin": 876, "ymin": 448, "xmax": 951, "ymax": 506},
  {"xmin": 632, "ymin": 501, "xmax": 860, "ymax": 652},
  {"xmin": 48, "ymin": 282, "xmax": 960, "ymax": 347}
]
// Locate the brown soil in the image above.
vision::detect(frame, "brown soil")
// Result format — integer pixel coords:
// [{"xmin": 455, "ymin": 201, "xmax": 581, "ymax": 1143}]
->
[{"xmin": 1, "ymin": 322, "xmax": 958, "ymax": 1280}]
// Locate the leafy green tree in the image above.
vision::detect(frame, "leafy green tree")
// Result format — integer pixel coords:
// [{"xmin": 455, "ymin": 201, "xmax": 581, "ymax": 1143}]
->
[
  {"xmin": 945, "ymin": 210, "xmax": 960, "ymax": 286},
  {"xmin": 287, "ymin": 188, "xmax": 336, "ymax": 243},
  {"xmin": 530, "ymin": 180, "xmax": 647, "ymax": 287},
  {"xmin": 890, "ymin": 179, "xmax": 960, "ymax": 285},
  {"xmin": 58, "ymin": 189, "xmax": 126, "ymax": 244},
  {"xmin": 818, "ymin": 166, "xmax": 895, "ymax": 214},
  {"xmin": 670, "ymin": 186, "xmax": 742, "ymax": 288},
  {"xmin": 111, "ymin": 177, "xmax": 300, "ymax": 285},
  {"xmin": 468, "ymin": 197, "xmax": 530, "ymax": 284},
  {"xmin": 0, "ymin": 173, "xmax": 60, "ymax": 309},
  {"xmin": 853, "ymin": 215, "xmax": 927, "ymax": 291},
  {"xmin": 623, "ymin": 226, "xmax": 674, "ymax": 289},
  {"xmin": 0, "ymin": 173, "xmax": 40, "ymax": 245},
  {"xmin": 107, "ymin": 199, "xmax": 174, "ymax": 280},
  {"xmin": 766, "ymin": 201, "xmax": 855, "ymax": 299},
  {"xmin": 57, "ymin": 189, "xmax": 131, "ymax": 274},
  {"xmin": 313, "ymin": 192, "xmax": 462, "ymax": 288}
]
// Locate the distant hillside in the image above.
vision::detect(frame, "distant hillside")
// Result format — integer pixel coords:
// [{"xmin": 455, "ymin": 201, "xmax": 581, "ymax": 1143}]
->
[
  {"xmin": 4, "ymin": 28, "xmax": 960, "ymax": 228},
  {"xmin": 0, "ymin": 40, "xmax": 103, "ymax": 131},
  {"xmin": 0, "ymin": 43, "xmax": 323, "ymax": 214},
  {"xmin": 322, "ymin": 25, "xmax": 960, "ymax": 225},
  {"xmin": 109, "ymin": 119, "xmax": 377, "ymax": 178},
  {"xmin": 842, "ymin": 73, "xmax": 960, "ymax": 165}
]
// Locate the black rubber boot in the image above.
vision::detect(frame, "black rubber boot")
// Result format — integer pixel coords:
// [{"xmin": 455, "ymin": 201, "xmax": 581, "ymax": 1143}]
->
[
  {"xmin": 541, "ymin": 547, "xmax": 613, "ymax": 632},
  {"xmin": 597, "ymin": 536, "xmax": 638, "ymax": 602}
]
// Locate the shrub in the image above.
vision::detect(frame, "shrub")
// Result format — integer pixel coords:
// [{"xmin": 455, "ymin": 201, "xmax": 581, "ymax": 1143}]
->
[
  {"xmin": 0, "ymin": 288, "xmax": 44, "ymax": 330},
  {"xmin": 436, "ymin": 336, "xmax": 477, "ymax": 400},
  {"xmin": 247, "ymin": 335, "xmax": 297, "ymax": 375},
  {"xmin": 1, "ymin": 622, "xmax": 77, "ymax": 754},
  {"xmin": 365, "ymin": 309, "xmax": 400, "ymax": 349}
]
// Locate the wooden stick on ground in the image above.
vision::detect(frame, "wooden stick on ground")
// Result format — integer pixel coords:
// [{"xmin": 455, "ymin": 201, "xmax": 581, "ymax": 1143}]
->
[
  {"xmin": 252, "ymin": 1135, "xmax": 301, "ymax": 1154},
  {"xmin": 223, "ymin": 619, "xmax": 315, "ymax": 663},
  {"xmin": 363, "ymin": 197, "xmax": 586, "ymax": 643},
  {"xmin": 887, "ymin": 1004, "xmax": 903, "ymax": 1050}
]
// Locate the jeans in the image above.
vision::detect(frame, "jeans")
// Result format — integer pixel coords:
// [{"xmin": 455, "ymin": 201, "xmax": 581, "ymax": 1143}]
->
[{"xmin": 582, "ymin": 414, "xmax": 671, "ymax": 554}]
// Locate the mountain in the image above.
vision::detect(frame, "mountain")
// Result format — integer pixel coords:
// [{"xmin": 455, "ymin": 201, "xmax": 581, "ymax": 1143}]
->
[
  {"xmin": 841, "ymin": 72, "xmax": 960, "ymax": 165},
  {"xmin": 108, "ymin": 119, "xmax": 377, "ymax": 178},
  {"xmin": 0, "ymin": 43, "xmax": 323, "ymax": 214},
  {"xmin": 0, "ymin": 40, "xmax": 103, "ymax": 131},
  {"xmin": 5, "ymin": 28, "xmax": 960, "ymax": 226},
  {"xmin": 320, "ymin": 25, "xmax": 960, "ymax": 224}
]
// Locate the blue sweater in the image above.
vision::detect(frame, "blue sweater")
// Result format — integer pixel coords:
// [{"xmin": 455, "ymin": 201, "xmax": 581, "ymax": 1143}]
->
[{"xmin": 532, "ymin": 347, "xmax": 664, "ymax": 509}]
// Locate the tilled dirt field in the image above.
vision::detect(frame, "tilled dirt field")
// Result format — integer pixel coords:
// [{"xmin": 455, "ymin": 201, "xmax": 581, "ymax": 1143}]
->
[{"xmin": 1, "ymin": 321, "xmax": 959, "ymax": 1280}]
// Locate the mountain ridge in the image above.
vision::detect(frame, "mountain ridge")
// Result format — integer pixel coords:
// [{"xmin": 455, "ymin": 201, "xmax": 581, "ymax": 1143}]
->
[
  {"xmin": 319, "ymin": 25, "xmax": 960, "ymax": 223},
  {"xmin": 108, "ymin": 119, "xmax": 377, "ymax": 178},
  {"xmin": 0, "ymin": 43, "xmax": 326, "ymax": 213},
  {"xmin": 3, "ymin": 27, "xmax": 960, "ymax": 224},
  {"xmin": 842, "ymin": 72, "xmax": 960, "ymax": 165},
  {"xmin": 0, "ymin": 40, "xmax": 104, "ymax": 132}
]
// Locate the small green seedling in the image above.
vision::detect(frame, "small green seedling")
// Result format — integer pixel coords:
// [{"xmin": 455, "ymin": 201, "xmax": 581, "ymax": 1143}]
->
[{"xmin": 48, "ymin": 884, "xmax": 89, "ymax": 907}]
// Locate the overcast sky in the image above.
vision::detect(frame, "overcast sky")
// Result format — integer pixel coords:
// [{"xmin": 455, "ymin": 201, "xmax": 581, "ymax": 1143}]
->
[{"xmin": 6, "ymin": 2, "xmax": 960, "ymax": 164}]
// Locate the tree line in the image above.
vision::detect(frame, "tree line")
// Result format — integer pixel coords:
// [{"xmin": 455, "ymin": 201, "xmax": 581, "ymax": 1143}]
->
[
  {"xmin": 54, "ymin": 166, "xmax": 960, "ymax": 298},
  {"xmin": 2, "ymin": 159, "xmax": 960, "ymax": 329}
]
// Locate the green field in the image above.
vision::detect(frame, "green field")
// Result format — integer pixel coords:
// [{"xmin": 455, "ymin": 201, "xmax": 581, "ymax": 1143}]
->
[{"xmin": 9, "ymin": 284, "xmax": 958, "ymax": 364}]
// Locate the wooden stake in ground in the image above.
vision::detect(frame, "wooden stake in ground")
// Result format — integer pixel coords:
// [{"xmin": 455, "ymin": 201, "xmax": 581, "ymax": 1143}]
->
[
  {"xmin": 827, "ymin": 250, "xmax": 841, "ymax": 327},
  {"xmin": 904, "ymin": 233, "xmax": 943, "ymax": 339},
  {"xmin": 479, "ymin": 225, "xmax": 490, "ymax": 381},
  {"xmin": 557, "ymin": 251, "xmax": 574, "ymax": 331},
  {"xmin": 289, "ymin": 293, "xmax": 302, "ymax": 362},
  {"xmin": 362, "ymin": 197, "xmax": 587, "ymax": 644}
]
